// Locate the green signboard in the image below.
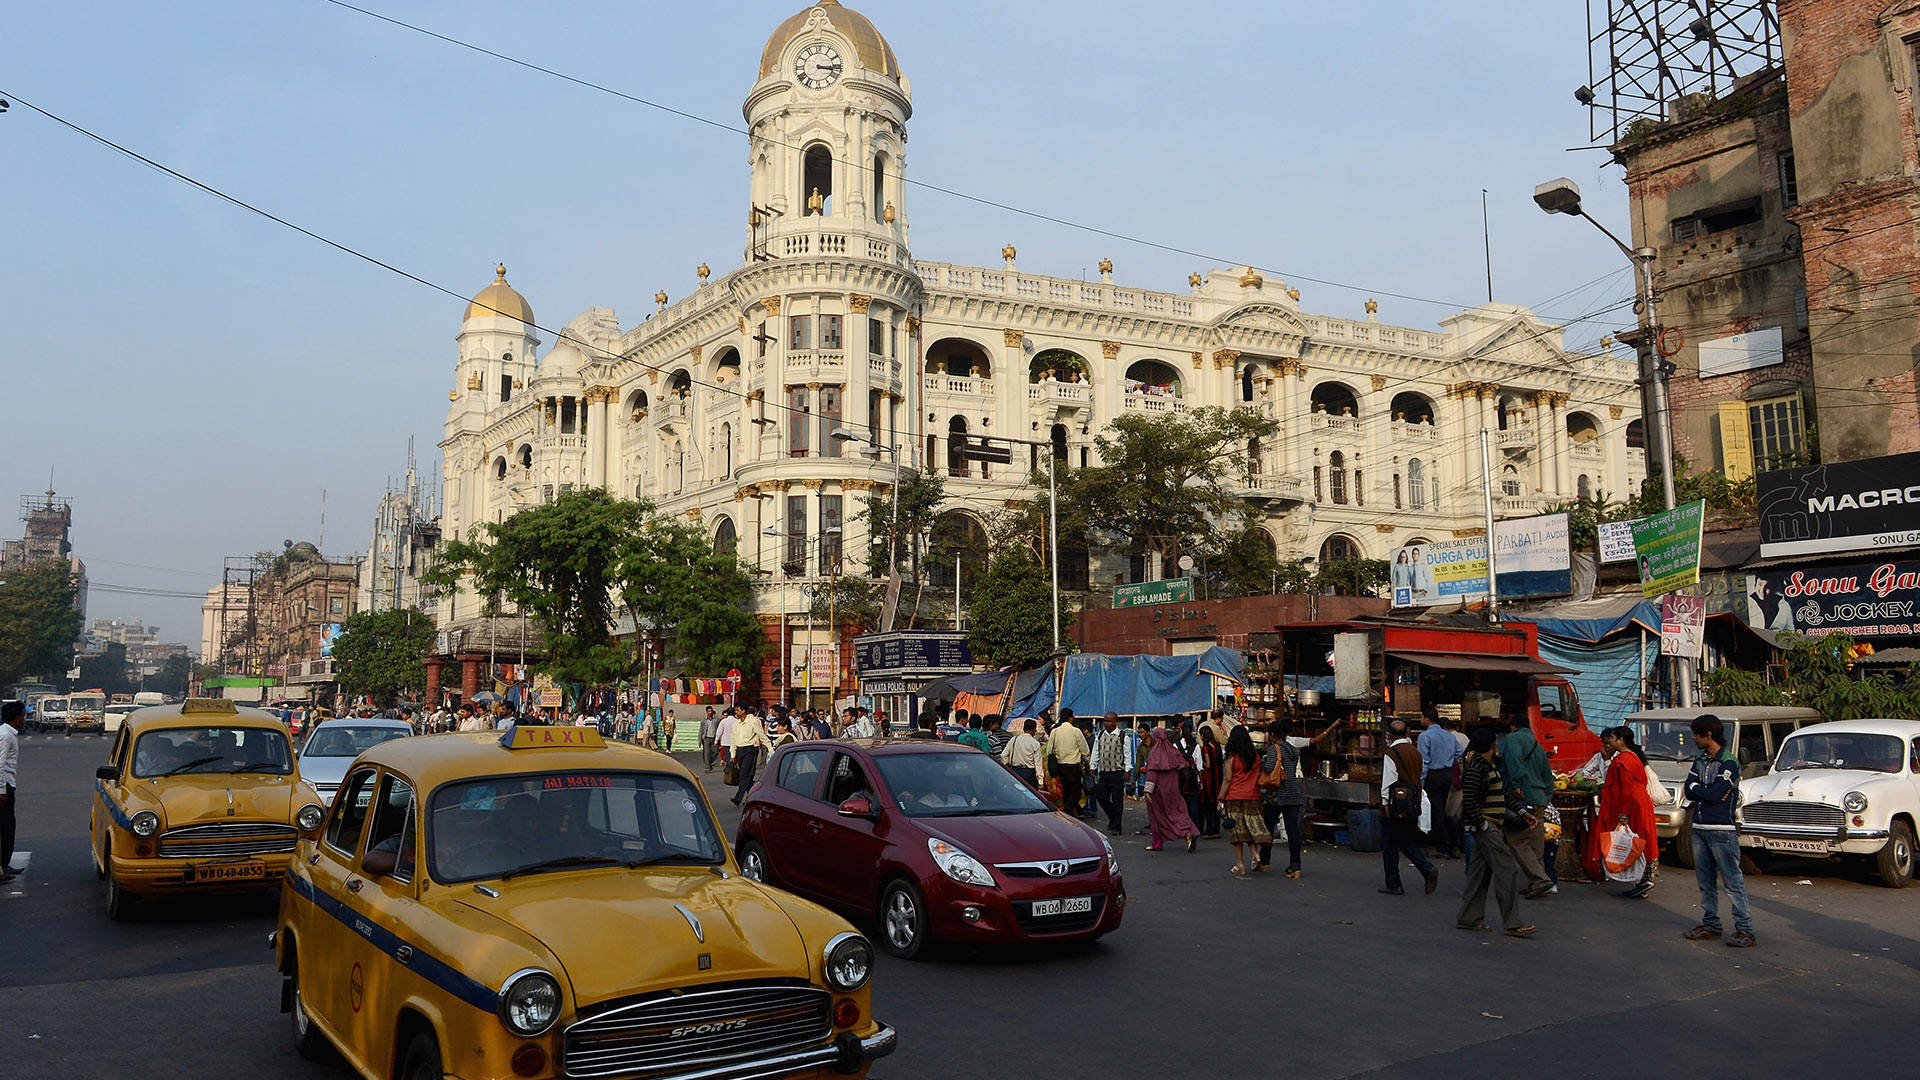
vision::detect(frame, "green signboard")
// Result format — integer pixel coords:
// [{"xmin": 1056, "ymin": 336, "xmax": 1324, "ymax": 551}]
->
[
  {"xmin": 1632, "ymin": 499, "xmax": 1706, "ymax": 598},
  {"xmin": 1114, "ymin": 577, "xmax": 1193, "ymax": 608},
  {"xmin": 202, "ymin": 676, "xmax": 279, "ymax": 688}
]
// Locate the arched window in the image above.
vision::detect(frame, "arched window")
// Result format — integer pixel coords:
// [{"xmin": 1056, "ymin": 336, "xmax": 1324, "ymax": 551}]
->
[
  {"xmin": 1393, "ymin": 470, "xmax": 1403, "ymax": 509},
  {"xmin": 1259, "ymin": 529, "xmax": 1279, "ymax": 560},
  {"xmin": 1566, "ymin": 411, "xmax": 1600, "ymax": 444},
  {"xmin": 1497, "ymin": 393, "xmax": 1526, "ymax": 431},
  {"xmin": 1320, "ymin": 534, "xmax": 1361, "ymax": 563},
  {"xmin": 519, "ymin": 445, "xmax": 532, "ymax": 469},
  {"xmin": 1626, "ymin": 419, "xmax": 1647, "ymax": 450},
  {"xmin": 713, "ymin": 517, "xmax": 737, "ymax": 554},
  {"xmin": 1390, "ymin": 391, "xmax": 1436, "ymax": 425},
  {"xmin": 1241, "ymin": 366, "xmax": 1255, "ymax": 402},
  {"xmin": 1577, "ymin": 473, "xmax": 1593, "ymax": 500},
  {"xmin": 712, "ymin": 347, "xmax": 742, "ymax": 386},
  {"xmin": 720, "ymin": 422, "xmax": 733, "ymax": 478},
  {"xmin": 1430, "ymin": 467, "xmax": 1441, "ymax": 510},
  {"xmin": 1051, "ymin": 423, "xmax": 1069, "ymax": 462},
  {"xmin": 803, "ymin": 144, "xmax": 833, "ymax": 215},
  {"xmin": 626, "ymin": 389, "xmax": 649, "ymax": 422},
  {"xmin": 1311, "ymin": 381, "xmax": 1359, "ymax": 416},
  {"xmin": 672, "ymin": 441, "xmax": 685, "ymax": 493},
  {"xmin": 947, "ymin": 415, "xmax": 969, "ymax": 477},
  {"xmin": 929, "ymin": 338, "xmax": 993, "ymax": 379},
  {"xmin": 1125, "ymin": 359, "xmax": 1182, "ymax": 398},
  {"xmin": 927, "ymin": 512, "xmax": 989, "ymax": 588},
  {"xmin": 494, "ymin": 457, "xmax": 507, "ymax": 481},
  {"xmin": 1329, "ymin": 451, "xmax": 1349, "ymax": 505},
  {"xmin": 1501, "ymin": 464, "xmax": 1521, "ymax": 497},
  {"xmin": 872, "ymin": 153, "xmax": 888, "ymax": 223},
  {"xmin": 667, "ymin": 370, "xmax": 692, "ymax": 398},
  {"xmin": 1408, "ymin": 458, "xmax": 1426, "ymax": 509},
  {"xmin": 1030, "ymin": 349, "xmax": 1088, "ymax": 384}
]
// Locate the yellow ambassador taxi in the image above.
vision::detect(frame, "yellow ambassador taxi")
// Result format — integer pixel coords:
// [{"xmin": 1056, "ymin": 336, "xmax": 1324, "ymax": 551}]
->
[
  {"xmin": 275, "ymin": 724, "xmax": 895, "ymax": 1080},
  {"xmin": 92, "ymin": 698, "xmax": 323, "ymax": 920}
]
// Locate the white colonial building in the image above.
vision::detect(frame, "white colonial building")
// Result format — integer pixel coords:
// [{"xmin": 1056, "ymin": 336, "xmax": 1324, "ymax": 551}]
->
[{"xmin": 434, "ymin": 1, "xmax": 1642, "ymax": 699}]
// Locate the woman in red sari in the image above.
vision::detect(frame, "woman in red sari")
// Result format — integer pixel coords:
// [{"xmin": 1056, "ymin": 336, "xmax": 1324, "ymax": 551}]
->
[
  {"xmin": 1588, "ymin": 726, "xmax": 1660, "ymax": 897},
  {"xmin": 1142, "ymin": 726, "xmax": 1200, "ymax": 852}
]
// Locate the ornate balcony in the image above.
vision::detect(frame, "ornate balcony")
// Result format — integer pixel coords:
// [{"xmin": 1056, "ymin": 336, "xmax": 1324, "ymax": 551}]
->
[
  {"xmin": 1029, "ymin": 380, "xmax": 1091, "ymax": 409},
  {"xmin": 1496, "ymin": 426, "xmax": 1536, "ymax": 450},
  {"xmin": 1122, "ymin": 391, "xmax": 1186, "ymax": 413}
]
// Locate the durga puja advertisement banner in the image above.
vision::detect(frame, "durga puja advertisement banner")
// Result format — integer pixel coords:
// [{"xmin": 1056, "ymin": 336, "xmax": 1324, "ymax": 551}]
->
[{"xmin": 1746, "ymin": 560, "xmax": 1920, "ymax": 639}]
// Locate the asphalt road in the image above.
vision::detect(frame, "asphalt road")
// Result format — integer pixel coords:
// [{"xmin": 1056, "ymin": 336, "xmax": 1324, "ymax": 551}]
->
[{"xmin": 7, "ymin": 733, "xmax": 1920, "ymax": 1079}]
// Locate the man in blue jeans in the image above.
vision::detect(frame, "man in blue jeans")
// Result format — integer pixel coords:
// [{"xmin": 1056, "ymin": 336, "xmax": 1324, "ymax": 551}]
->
[{"xmin": 1683, "ymin": 713, "xmax": 1755, "ymax": 947}]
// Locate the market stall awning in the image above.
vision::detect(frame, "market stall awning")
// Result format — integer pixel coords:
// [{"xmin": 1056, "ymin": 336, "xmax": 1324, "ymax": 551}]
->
[{"xmin": 1387, "ymin": 650, "xmax": 1578, "ymax": 675}]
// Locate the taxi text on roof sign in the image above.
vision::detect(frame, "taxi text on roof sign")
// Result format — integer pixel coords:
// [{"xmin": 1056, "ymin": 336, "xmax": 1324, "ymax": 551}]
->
[
  {"xmin": 499, "ymin": 723, "xmax": 606, "ymax": 750},
  {"xmin": 179, "ymin": 697, "xmax": 239, "ymax": 715}
]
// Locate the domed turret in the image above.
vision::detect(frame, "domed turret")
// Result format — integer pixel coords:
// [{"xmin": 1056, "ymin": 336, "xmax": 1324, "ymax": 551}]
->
[
  {"xmin": 760, "ymin": 1, "xmax": 900, "ymax": 80},
  {"xmin": 466, "ymin": 263, "xmax": 535, "ymax": 325}
]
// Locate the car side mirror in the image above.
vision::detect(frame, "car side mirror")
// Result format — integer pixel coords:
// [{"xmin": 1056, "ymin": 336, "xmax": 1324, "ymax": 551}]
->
[
  {"xmin": 837, "ymin": 797, "xmax": 875, "ymax": 818},
  {"xmin": 360, "ymin": 847, "xmax": 399, "ymax": 877},
  {"xmin": 96, "ymin": 764, "xmax": 122, "ymax": 782}
]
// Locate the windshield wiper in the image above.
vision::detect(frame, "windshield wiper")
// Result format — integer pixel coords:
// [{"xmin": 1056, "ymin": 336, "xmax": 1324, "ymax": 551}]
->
[
  {"xmin": 622, "ymin": 853, "xmax": 717, "ymax": 869},
  {"xmin": 498, "ymin": 855, "xmax": 619, "ymax": 880},
  {"xmin": 159, "ymin": 755, "xmax": 223, "ymax": 776},
  {"xmin": 230, "ymin": 761, "xmax": 286, "ymax": 772}
]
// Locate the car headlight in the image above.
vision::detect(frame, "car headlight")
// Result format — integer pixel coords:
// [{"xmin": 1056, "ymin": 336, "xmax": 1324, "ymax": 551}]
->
[
  {"xmin": 130, "ymin": 811, "xmax": 160, "ymax": 838},
  {"xmin": 927, "ymin": 837, "xmax": 997, "ymax": 888},
  {"xmin": 498, "ymin": 969, "xmax": 561, "ymax": 1036},
  {"xmin": 296, "ymin": 803, "xmax": 325, "ymax": 831},
  {"xmin": 1843, "ymin": 791, "xmax": 1868, "ymax": 814},
  {"xmin": 822, "ymin": 932, "xmax": 874, "ymax": 992},
  {"xmin": 1101, "ymin": 835, "xmax": 1120, "ymax": 875}
]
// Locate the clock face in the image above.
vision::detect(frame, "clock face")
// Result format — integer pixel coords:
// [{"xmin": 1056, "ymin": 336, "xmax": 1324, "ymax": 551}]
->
[{"xmin": 794, "ymin": 42, "xmax": 843, "ymax": 89}]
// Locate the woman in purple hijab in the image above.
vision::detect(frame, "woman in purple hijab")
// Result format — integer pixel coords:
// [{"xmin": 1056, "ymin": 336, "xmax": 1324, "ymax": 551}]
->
[{"xmin": 1142, "ymin": 724, "xmax": 1200, "ymax": 852}]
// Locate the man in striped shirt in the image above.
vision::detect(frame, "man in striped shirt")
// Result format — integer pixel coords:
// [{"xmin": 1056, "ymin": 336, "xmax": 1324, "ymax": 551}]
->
[{"xmin": 1456, "ymin": 727, "xmax": 1535, "ymax": 938}]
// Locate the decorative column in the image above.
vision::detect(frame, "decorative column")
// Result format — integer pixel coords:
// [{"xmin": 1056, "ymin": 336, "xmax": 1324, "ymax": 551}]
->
[
  {"xmin": 424, "ymin": 658, "xmax": 443, "ymax": 705},
  {"xmin": 460, "ymin": 656, "xmax": 481, "ymax": 702}
]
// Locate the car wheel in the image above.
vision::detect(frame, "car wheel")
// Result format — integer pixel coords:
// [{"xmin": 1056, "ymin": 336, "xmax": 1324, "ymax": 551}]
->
[
  {"xmin": 1875, "ymin": 821, "xmax": 1915, "ymax": 888},
  {"xmin": 287, "ymin": 947, "xmax": 331, "ymax": 1061},
  {"xmin": 103, "ymin": 857, "xmax": 136, "ymax": 921},
  {"xmin": 879, "ymin": 879, "xmax": 928, "ymax": 960},
  {"xmin": 1669, "ymin": 816, "xmax": 1696, "ymax": 871},
  {"xmin": 738, "ymin": 840, "xmax": 770, "ymax": 884},
  {"xmin": 400, "ymin": 1029, "xmax": 445, "ymax": 1080}
]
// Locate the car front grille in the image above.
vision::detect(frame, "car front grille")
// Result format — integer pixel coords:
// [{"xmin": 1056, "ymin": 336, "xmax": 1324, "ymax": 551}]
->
[
  {"xmin": 1014, "ymin": 895, "xmax": 1106, "ymax": 935},
  {"xmin": 562, "ymin": 982, "xmax": 831, "ymax": 1079},
  {"xmin": 994, "ymin": 857, "xmax": 1102, "ymax": 878},
  {"xmin": 157, "ymin": 822, "xmax": 299, "ymax": 858},
  {"xmin": 1742, "ymin": 801, "xmax": 1845, "ymax": 828}
]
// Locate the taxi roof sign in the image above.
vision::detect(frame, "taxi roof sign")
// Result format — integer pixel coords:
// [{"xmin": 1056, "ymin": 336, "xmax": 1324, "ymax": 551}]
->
[
  {"xmin": 499, "ymin": 723, "xmax": 606, "ymax": 750},
  {"xmin": 180, "ymin": 697, "xmax": 239, "ymax": 715}
]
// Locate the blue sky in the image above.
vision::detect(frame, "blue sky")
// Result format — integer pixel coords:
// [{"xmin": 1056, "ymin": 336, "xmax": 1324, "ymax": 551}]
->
[{"xmin": 0, "ymin": 1, "xmax": 1635, "ymax": 641}]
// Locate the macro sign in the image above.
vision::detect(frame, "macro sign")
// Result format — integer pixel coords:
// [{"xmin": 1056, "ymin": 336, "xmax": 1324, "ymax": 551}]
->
[{"xmin": 1758, "ymin": 452, "xmax": 1920, "ymax": 559}]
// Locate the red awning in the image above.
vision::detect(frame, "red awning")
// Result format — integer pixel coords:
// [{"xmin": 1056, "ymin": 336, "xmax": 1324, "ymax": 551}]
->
[{"xmin": 1387, "ymin": 650, "xmax": 1578, "ymax": 676}]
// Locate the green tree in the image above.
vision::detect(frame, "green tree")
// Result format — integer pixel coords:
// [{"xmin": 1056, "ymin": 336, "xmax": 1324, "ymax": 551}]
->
[
  {"xmin": 152, "ymin": 653, "xmax": 193, "ymax": 697},
  {"xmin": 807, "ymin": 575, "xmax": 883, "ymax": 629},
  {"xmin": 1705, "ymin": 633, "xmax": 1920, "ymax": 720},
  {"xmin": 1316, "ymin": 558, "xmax": 1391, "ymax": 598},
  {"xmin": 966, "ymin": 547, "xmax": 1060, "ymax": 669},
  {"xmin": 75, "ymin": 643, "xmax": 133, "ymax": 696},
  {"xmin": 1031, "ymin": 406, "xmax": 1280, "ymax": 575},
  {"xmin": 618, "ymin": 512, "xmax": 766, "ymax": 677},
  {"xmin": 1197, "ymin": 526, "xmax": 1287, "ymax": 599},
  {"xmin": 330, "ymin": 608, "xmax": 439, "ymax": 706},
  {"xmin": 0, "ymin": 559, "xmax": 83, "ymax": 686},
  {"xmin": 858, "ymin": 469, "xmax": 946, "ymax": 575}
]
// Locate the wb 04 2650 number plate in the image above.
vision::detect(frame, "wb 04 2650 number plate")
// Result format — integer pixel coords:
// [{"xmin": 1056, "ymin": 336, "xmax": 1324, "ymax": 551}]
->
[{"xmin": 1029, "ymin": 896, "xmax": 1095, "ymax": 917}]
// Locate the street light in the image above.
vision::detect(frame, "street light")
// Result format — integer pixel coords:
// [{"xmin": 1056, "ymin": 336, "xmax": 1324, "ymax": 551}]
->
[{"xmin": 1535, "ymin": 177, "xmax": 1691, "ymax": 706}]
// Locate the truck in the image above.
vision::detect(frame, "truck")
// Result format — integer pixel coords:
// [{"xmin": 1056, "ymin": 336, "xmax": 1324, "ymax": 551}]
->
[
  {"xmin": 33, "ymin": 695, "xmax": 69, "ymax": 734},
  {"xmin": 67, "ymin": 689, "xmax": 108, "ymax": 734}
]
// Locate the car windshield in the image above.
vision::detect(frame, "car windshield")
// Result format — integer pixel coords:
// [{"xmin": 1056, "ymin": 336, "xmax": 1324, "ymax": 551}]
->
[
  {"xmin": 1629, "ymin": 721, "xmax": 1701, "ymax": 761},
  {"xmin": 302, "ymin": 725, "xmax": 410, "ymax": 758},
  {"xmin": 427, "ymin": 771, "xmax": 726, "ymax": 884},
  {"xmin": 132, "ymin": 726, "xmax": 294, "ymax": 777},
  {"xmin": 871, "ymin": 751, "xmax": 1051, "ymax": 817},
  {"xmin": 1776, "ymin": 732, "xmax": 1905, "ymax": 774}
]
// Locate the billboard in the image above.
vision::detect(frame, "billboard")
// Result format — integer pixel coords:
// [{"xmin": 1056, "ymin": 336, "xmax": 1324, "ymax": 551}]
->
[
  {"xmin": 1758, "ymin": 452, "xmax": 1920, "ymax": 559},
  {"xmin": 320, "ymin": 623, "xmax": 344, "ymax": 658},
  {"xmin": 1746, "ymin": 560, "xmax": 1920, "ymax": 639},
  {"xmin": 1390, "ymin": 536, "xmax": 1488, "ymax": 607},
  {"xmin": 1492, "ymin": 512, "xmax": 1573, "ymax": 600},
  {"xmin": 1660, "ymin": 594, "xmax": 1708, "ymax": 659},
  {"xmin": 852, "ymin": 631, "xmax": 974, "ymax": 679},
  {"xmin": 1633, "ymin": 500, "xmax": 1706, "ymax": 598},
  {"xmin": 1597, "ymin": 520, "xmax": 1640, "ymax": 563},
  {"xmin": 1390, "ymin": 514, "xmax": 1571, "ymax": 607}
]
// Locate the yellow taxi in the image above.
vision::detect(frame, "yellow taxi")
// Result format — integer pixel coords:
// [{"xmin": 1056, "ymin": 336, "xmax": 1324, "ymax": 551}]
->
[
  {"xmin": 275, "ymin": 724, "xmax": 895, "ymax": 1080},
  {"xmin": 91, "ymin": 697, "xmax": 323, "ymax": 920}
]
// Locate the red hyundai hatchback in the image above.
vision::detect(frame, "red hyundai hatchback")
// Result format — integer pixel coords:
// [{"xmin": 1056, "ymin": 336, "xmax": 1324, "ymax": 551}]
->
[{"xmin": 735, "ymin": 740, "xmax": 1125, "ymax": 958}]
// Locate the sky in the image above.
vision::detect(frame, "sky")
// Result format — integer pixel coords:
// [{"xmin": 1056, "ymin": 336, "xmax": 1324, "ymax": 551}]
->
[{"xmin": 0, "ymin": 1, "xmax": 1638, "ymax": 643}]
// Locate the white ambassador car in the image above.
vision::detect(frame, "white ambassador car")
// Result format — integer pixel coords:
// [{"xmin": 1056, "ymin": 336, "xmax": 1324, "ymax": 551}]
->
[
  {"xmin": 293, "ymin": 717, "xmax": 414, "ymax": 804},
  {"xmin": 1737, "ymin": 719, "xmax": 1920, "ymax": 888}
]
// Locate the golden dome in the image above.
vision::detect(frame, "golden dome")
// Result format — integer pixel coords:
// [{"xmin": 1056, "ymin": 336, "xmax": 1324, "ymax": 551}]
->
[
  {"xmin": 465, "ymin": 263, "xmax": 535, "ymax": 324},
  {"xmin": 760, "ymin": 1, "xmax": 901, "ymax": 81}
]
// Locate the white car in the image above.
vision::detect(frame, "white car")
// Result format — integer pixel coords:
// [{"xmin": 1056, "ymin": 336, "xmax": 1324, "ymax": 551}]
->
[
  {"xmin": 1737, "ymin": 718, "xmax": 1920, "ymax": 888},
  {"xmin": 295, "ymin": 717, "xmax": 414, "ymax": 805},
  {"xmin": 102, "ymin": 704, "xmax": 140, "ymax": 734}
]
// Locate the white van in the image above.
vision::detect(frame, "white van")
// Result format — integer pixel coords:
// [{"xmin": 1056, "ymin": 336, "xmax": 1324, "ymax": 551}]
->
[{"xmin": 1626, "ymin": 705, "xmax": 1826, "ymax": 868}]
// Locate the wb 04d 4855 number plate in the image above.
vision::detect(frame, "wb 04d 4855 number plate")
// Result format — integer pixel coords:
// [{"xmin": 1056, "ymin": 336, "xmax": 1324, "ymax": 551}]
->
[
  {"xmin": 189, "ymin": 862, "xmax": 266, "ymax": 882},
  {"xmin": 1029, "ymin": 896, "xmax": 1095, "ymax": 917}
]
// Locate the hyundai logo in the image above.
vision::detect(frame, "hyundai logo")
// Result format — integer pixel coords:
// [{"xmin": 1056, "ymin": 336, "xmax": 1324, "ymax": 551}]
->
[
  {"xmin": 671, "ymin": 1019, "xmax": 750, "ymax": 1038},
  {"xmin": 1044, "ymin": 861, "xmax": 1068, "ymax": 877}
]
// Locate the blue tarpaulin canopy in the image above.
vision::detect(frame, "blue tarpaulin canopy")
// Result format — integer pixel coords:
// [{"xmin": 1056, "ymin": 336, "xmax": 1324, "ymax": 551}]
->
[
  {"xmin": 1504, "ymin": 595, "xmax": 1661, "ymax": 645},
  {"xmin": 1008, "ymin": 649, "xmax": 1243, "ymax": 719}
]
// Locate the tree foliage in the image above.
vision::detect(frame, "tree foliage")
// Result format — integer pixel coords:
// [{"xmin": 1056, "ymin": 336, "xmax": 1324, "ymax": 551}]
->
[
  {"xmin": 0, "ymin": 559, "xmax": 83, "ymax": 687},
  {"xmin": 859, "ymin": 469, "xmax": 946, "ymax": 576},
  {"xmin": 153, "ymin": 653, "xmax": 193, "ymax": 697},
  {"xmin": 331, "ymin": 607, "xmax": 439, "ymax": 706},
  {"xmin": 75, "ymin": 643, "xmax": 134, "ymax": 697},
  {"xmin": 807, "ymin": 575, "xmax": 883, "ymax": 628},
  {"xmin": 618, "ymin": 511, "xmax": 766, "ymax": 677},
  {"xmin": 1705, "ymin": 633, "xmax": 1920, "ymax": 720},
  {"xmin": 1197, "ymin": 526, "xmax": 1287, "ymax": 599},
  {"xmin": 1317, "ymin": 558, "xmax": 1392, "ymax": 598},
  {"xmin": 966, "ymin": 547, "xmax": 1060, "ymax": 670}
]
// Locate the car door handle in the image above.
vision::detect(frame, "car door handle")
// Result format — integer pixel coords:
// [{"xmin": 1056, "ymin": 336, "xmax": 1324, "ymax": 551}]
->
[
  {"xmin": 807, "ymin": 821, "xmax": 824, "ymax": 832},
  {"xmin": 307, "ymin": 853, "xmax": 319, "ymax": 866},
  {"xmin": 347, "ymin": 877, "xmax": 363, "ymax": 893}
]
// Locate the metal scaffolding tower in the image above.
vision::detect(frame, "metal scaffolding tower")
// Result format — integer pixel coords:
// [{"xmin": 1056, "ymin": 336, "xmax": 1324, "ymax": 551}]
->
[{"xmin": 1584, "ymin": 0, "xmax": 1781, "ymax": 143}]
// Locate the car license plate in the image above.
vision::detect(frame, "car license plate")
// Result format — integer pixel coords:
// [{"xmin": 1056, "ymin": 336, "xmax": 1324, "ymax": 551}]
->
[
  {"xmin": 1763, "ymin": 838, "xmax": 1830, "ymax": 854},
  {"xmin": 1030, "ymin": 896, "xmax": 1094, "ymax": 917},
  {"xmin": 197, "ymin": 862, "xmax": 266, "ymax": 881}
]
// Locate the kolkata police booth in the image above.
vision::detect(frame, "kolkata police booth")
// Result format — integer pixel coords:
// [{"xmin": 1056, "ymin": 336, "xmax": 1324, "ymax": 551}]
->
[{"xmin": 851, "ymin": 631, "xmax": 975, "ymax": 730}]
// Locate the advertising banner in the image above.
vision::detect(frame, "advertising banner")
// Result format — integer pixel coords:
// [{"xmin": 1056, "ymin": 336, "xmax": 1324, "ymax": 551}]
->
[
  {"xmin": 320, "ymin": 623, "xmax": 343, "ymax": 658},
  {"xmin": 1493, "ymin": 512, "xmax": 1573, "ymax": 600},
  {"xmin": 1633, "ymin": 500, "xmax": 1706, "ymax": 598},
  {"xmin": 1746, "ymin": 560, "xmax": 1920, "ymax": 638},
  {"xmin": 1758, "ymin": 452, "xmax": 1920, "ymax": 558},
  {"xmin": 1390, "ymin": 536, "xmax": 1488, "ymax": 607},
  {"xmin": 1597, "ymin": 520, "xmax": 1640, "ymax": 563},
  {"xmin": 531, "ymin": 674, "xmax": 563, "ymax": 709},
  {"xmin": 1659, "ymin": 594, "xmax": 1708, "ymax": 659},
  {"xmin": 1114, "ymin": 578, "xmax": 1193, "ymax": 608}
]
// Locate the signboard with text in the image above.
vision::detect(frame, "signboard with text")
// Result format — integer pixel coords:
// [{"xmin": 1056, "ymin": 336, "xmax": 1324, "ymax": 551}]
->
[
  {"xmin": 1660, "ymin": 594, "xmax": 1708, "ymax": 659},
  {"xmin": 1390, "ymin": 536, "xmax": 1488, "ymax": 607},
  {"xmin": 1633, "ymin": 500, "xmax": 1706, "ymax": 598},
  {"xmin": 1598, "ymin": 520, "xmax": 1641, "ymax": 563},
  {"xmin": 1746, "ymin": 560, "xmax": 1920, "ymax": 639},
  {"xmin": 1492, "ymin": 512, "xmax": 1573, "ymax": 600},
  {"xmin": 1758, "ymin": 452, "xmax": 1920, "ymax": 558},
  {"xmin": 1114, "ymin": 578, "xmax": 1193, "ymax": 608},
  {"xmin": 852, "ymin": 631, "xmax": 974, "ymax": 679}
]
